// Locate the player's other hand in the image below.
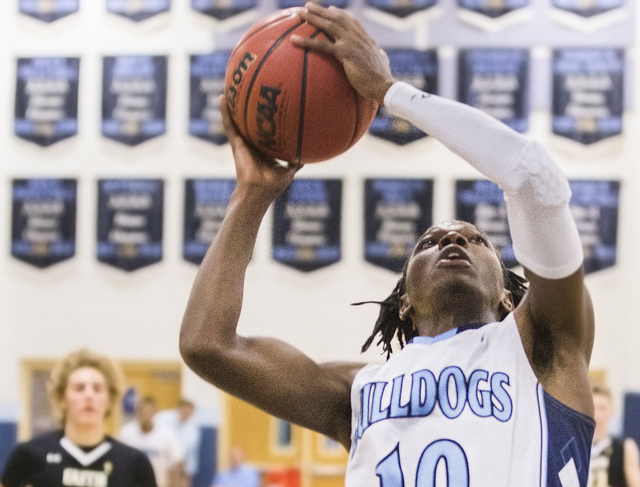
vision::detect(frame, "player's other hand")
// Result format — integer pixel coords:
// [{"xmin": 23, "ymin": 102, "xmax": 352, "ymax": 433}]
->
[
  {"xmin": 292, "ymin": 3, "xmax": 396, "ymax": 106},
  {"xmin": 220, "ymin": 94, "xmax": 301, "ymax": 202}
]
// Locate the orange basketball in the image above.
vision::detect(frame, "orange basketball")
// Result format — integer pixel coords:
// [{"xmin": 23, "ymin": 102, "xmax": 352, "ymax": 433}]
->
[{"xmin": 224, "ymin": 8, "xmax": 378, "ymax": 164}]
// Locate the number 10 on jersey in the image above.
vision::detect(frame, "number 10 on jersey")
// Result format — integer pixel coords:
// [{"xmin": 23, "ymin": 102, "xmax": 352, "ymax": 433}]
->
[{"xmin": 376, "ymin": 440, "xmax": 470, "ymax": 487}]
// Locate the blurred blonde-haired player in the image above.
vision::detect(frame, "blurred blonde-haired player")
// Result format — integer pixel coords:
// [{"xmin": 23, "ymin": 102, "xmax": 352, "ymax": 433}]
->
[
  {"xmin": 590, "ymin": 384, "xmax": 640, "ymax": 487},
  {"xmin": 1, "ymin": 349, "xmax": 157, "ymax": 487}
]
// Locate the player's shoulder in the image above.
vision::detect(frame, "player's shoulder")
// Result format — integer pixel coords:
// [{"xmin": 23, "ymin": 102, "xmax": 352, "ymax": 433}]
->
[
  {"xmin": 5, "ymin": 429, "xmax": 64, "ymax": 468},
  {"xmin": 17, "ymin": 429, "xmax": 64, "ymax": 453}
]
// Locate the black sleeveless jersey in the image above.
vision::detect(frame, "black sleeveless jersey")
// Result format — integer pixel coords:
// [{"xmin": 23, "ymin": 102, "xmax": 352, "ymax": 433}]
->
[{"xmin": 1, "ymin": 430, "xmax": 157, "ymax": 487}]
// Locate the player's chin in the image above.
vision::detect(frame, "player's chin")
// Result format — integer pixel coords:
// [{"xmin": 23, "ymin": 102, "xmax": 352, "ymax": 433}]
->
[
  {"xmin": 429, "ymin": 273, "xmax": 481, "ymax": 295},
  {"xmin": 75, "ymin": 411, "xmax": 105, "ymax": 426}
]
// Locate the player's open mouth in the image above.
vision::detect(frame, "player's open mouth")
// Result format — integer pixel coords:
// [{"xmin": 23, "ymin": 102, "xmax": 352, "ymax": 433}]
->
[{"xmin": 437, "ymin": 247, "xmax": 471, "ymax": 267}]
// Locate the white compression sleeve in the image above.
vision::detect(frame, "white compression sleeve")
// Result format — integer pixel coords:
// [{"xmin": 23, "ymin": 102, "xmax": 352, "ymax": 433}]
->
[{"xmin": 384, "ymin": 81, "xmax": 583, "ymax": 279}]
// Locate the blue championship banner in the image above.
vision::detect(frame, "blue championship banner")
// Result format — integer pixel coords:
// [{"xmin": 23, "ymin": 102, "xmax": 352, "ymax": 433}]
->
[
  {"xmin": 97, "ymin": 179, "xmax": 164, "ymax": 272},
  {"xmin": 19, "ymin": 0, "xmax": 79, "ymax": 23},
  {"xmin": 272, "ymin": 179, "xmax": 342, "ymax": 272},
  {"xmin": 458, "ymin": 49, "xmax": 530, "ymax": 134},
  {"xmin": 365, "ymin": 179, "xmax": 433, "ymax": 273},
  {"xmin": 191, "ymin": 0, "xmax": 257, "ymax": 21},
  {"xmin": 369, "ymin": 49, "xmax": 438, "ymax": 145},
  {"xmin": 107, "ymin": 0, "xmax": 171, "ymax": 22},
  {"xmin": 552, "ymin": 48, "xmax": 624, "ymax": 145},
  {"xmin": 366, "ymin": 0, "xmax": 436, "ymax": 18},
  {"xmin": 183, "ymin": 179, "xmax": 236, "ymax": 265},
  {"xmin": 102, "ymin": 56, "xmax": 168, "ymax": 146},
  {"xmin": 15, "ymin": 57, "xmax": 80, "ymax": 147},
  {"xmin": 12, "ymin": 179, "xmax": 77, "ymax": 268},
  {"xmin": 456, "ymin": 179, "xmax": 620, "ymax": 274},
  {"xmin": 569, "ymin": 180, "xmax": 619, "ymax": 273},
  {"xmin": 552, "ymin": 0, "xmax": 623, "ymax": 18},
  {"xmin": 455, "ymin": 180, "xmax": 515, "ymax": 268},
  {"xmin": 189, "ymin": 53, "xmax": 229, "ymax": 146},
  {"xmin": 458, "ymin": 0, "xmax": 528, "ymax": 18}
]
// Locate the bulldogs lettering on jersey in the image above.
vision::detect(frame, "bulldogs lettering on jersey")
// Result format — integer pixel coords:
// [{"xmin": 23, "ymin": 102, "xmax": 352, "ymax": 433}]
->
[
  {"xmin": 354, "ymin": 366, "xmax": 513, "ymax": 449},
  {"xmin": 346, "ymin": 314, "xmax": 595, "ymax": 487}
]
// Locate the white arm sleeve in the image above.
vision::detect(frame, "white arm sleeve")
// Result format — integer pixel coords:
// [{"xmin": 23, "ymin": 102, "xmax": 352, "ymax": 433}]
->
[{"xmin": 384, "ymin": 81, "xmax": 583, "ymax": 279}]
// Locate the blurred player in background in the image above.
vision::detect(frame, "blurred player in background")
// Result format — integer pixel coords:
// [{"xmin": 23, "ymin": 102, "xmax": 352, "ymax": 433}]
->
[
  {"xmin": 180, "ymin": 4, "xmax": 596, "ymax": 486},
  {"xmin": 155, "ymin": 398, "xmax": 201, "ymax": 487},
  {"xmin": 0, "ymin": 349, "xmax": 156, "ymax": 487},
  {"xmin": 119, "ymin": 396, "xmax": 185, "ymax": 487},
  {"xmin": 590, "ymin": 384, "xmax": 640, "ymax": 487}
]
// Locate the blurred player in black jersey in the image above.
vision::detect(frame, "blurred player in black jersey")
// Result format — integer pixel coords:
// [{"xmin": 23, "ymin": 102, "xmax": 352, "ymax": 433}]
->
[{"xmin": 1, "ymin": 349, "xmax": 156, "ymax": 487}]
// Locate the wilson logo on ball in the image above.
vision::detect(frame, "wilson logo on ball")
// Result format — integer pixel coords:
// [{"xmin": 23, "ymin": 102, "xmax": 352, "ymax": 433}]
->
[
  {"xmin": 226, "ymin": 52, "xmax": 256, "ymax": 114},
  {"xmin": 257, "ymin": 85, "xmax": 281, "ymax": 148}
]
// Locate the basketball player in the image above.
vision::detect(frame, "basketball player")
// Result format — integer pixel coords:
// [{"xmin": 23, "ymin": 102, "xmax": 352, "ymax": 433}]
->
[
  {"xmin": 180, "ymin": 4, "xmax": 596, "ymax": 486},
  {"xmin": 118, "ymin": 396, "xmax": 185, "ymax": 487},
  {"xmin": 0, "ymin": 349, "xmax": 156, "ymax": 487},
  {"xmin": 590, "ymin": 384, "xmax": 640, "ymax": 487}
]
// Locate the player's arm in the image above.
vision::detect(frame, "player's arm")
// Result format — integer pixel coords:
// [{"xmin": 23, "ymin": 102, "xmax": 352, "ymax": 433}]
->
[
  {"xmin": 169, "ymin": 460, "xmax": 184, "ymax": 487},
  {"xmin": 166, "ymin": 430, "xmax": 185, "ymax": 487},
  {"xmin": 180, "ymin": 97, "xmax": 362, "ymax": 448},
  {"xmin": 296, "ymin": 2, "xmax": 593, "ymax": 416},
  {"xmin": 379, "ymin": 83, "xmax": 593, "ymax": 416}
]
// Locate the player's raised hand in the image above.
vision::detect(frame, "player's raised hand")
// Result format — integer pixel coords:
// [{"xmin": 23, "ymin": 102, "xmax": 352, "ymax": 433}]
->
[
  {"xmin": 292, "ymin": 3, "xmax": 396, "ymax": 105},
  {"xmin": 220, "ymin": 94, "xmax": 300, "ymax": 201}
]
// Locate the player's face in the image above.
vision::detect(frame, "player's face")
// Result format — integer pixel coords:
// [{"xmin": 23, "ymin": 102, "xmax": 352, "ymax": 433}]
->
[
  {"xmin": 136, "ymin": 402, "xmax": 156, "ymax": 427},
  {"xmin": 62, "ymin": 367, "xmax": 111, "ymax": 428},
  {"xmin": 404, "ymin": 221, "xmax": 506, "ymax": 315},
  {"xmin": 593, "ymin": 393, "xmax": 613, "ymax": 436}
]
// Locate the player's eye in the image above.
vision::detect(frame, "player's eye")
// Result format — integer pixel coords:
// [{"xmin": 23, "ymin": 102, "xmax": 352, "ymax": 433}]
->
[
  {"xmin": 470, "ymin": 235, "xmax": 488, "ymax": 246},
  {"xmin": 417, "ymin": 237, "xmax": 436, "ymax": 250}
]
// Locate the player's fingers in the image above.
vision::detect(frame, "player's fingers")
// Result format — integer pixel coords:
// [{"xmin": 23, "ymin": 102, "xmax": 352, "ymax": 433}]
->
[
  {"xmin": 303, "ymin": 2, "xmax": 338, "ymax": 19},
  {"xmin": 221, "ymin": 95, "xmax": 288, "ymax": 170},
  {"xmin": 219, "ymin": 94, "xmax": 237, "ymax": 137},
  {"xmin": 218, "ymin": 93, "xmax": 236, "ymax": 131},
  {"xmin": 219, "ymin": 94, "xmax": 248, "ymax": 156},
  {"xmin": 298, "ymin": 3, "xmax": 350, "ymax": 36},
  {"xmin": 305, "ymin": 2, "xmax": 350, "ymax": 24},
  {"xmin": 290, "ymin": 35, "xmax": 336, "ymax": 56},
  {"xmin": 297, "ymin": 12, "xmax": 339, "ymax": 36}
]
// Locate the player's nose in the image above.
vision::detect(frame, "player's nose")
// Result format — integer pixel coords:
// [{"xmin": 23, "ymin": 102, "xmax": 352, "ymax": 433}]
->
[{"xmin": 438, "ymin": 231, "xmax": 468, "ymax": 249}]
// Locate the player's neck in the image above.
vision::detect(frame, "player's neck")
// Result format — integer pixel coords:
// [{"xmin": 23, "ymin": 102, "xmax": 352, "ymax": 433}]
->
[
  {"xmin": 64, "ymin": 421, "xmax": 106, "ymax": 447},
  {"xmin": 413, "ymin": 288, "xmax": 500, "ymax": 337},
  {"xmin": 414, "ymin": 305, "xmax": 499, "ymax": 337}
]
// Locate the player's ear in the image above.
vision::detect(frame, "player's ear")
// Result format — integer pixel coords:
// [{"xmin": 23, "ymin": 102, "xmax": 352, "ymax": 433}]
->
[
  {"xmin": 498, "ymin": 289, "xmax": 514, "ymax": 317},
  {"xmin": 399, "ymin": 293, "xmax": 414, "ymax": 321}
]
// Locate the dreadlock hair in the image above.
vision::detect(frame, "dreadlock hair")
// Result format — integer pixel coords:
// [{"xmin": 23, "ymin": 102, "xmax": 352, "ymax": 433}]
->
[{"xmin": 353, "ymin": 256, "xmax": 529, "ymax": 360}]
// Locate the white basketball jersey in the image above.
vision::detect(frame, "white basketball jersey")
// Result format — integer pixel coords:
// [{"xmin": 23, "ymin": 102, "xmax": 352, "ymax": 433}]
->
[{"xmin": 346, "ymin": 313, "xmax": 594, "ymax": 487}]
